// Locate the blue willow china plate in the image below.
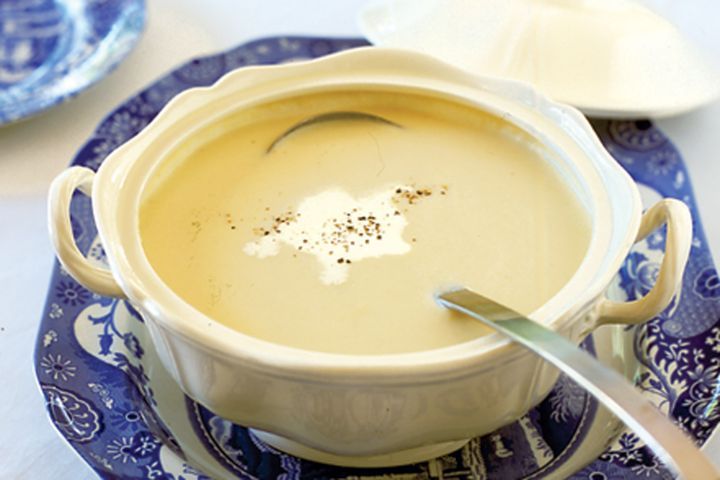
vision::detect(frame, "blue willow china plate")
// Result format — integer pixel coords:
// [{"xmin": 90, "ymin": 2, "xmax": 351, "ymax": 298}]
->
[
  {"xmin": 33, "ymin": 37, "xmax": 720, "ymax": 479},
  {"xmin": 0, "ymin": 0, "xmax": 145, "ymax": 124}
]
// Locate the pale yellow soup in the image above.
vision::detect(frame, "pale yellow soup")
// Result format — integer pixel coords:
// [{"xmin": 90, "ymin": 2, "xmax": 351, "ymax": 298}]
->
[{"xmin": 140, "ymin": 91, "xmax": 591, "ymax": 355}]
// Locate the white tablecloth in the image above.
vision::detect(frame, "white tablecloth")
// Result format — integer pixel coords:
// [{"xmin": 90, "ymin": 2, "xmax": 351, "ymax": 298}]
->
[{"xmin": 1, "ymin": 1, "xmax": 719, "ymax": 478}]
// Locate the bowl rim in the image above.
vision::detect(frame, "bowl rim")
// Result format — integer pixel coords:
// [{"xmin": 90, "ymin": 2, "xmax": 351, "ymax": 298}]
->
[{"xmin": 93, "ymin": 47, "xmax": 642, "ymax": 382}]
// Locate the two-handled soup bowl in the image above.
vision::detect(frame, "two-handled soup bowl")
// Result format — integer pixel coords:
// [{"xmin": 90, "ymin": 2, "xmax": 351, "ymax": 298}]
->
[{"xmin": 48, "ymin": 48, "xmax": 692, "ymax": 467}]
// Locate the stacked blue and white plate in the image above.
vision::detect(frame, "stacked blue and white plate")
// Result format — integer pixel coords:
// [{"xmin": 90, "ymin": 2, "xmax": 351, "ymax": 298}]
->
[{"xmin": 0, "ymin": 0, "xmax": 144, "ymax": 124}]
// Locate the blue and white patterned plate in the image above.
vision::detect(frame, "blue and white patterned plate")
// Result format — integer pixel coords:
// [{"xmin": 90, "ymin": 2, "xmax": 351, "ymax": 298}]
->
[
  {"xmin": 33, "ymin": 37, "xmax": 720, "ymax": 479},
  {"xmin": 0, "ymin": 0, "xmax": 145, "ymax": 124}
]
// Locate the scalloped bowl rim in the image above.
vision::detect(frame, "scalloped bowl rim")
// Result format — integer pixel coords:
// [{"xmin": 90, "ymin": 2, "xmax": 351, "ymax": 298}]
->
[{"xmin": 91, "ymin": 47, "xmax": 642, "ymax": 382}]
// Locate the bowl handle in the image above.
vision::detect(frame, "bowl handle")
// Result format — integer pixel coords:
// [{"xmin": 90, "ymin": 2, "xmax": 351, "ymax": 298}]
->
[
  {"xmin": 48, "ymin": 166, "xmax": 126, "ymax": 298},
  {"xmin": 596, "ymin": 199, "xmax": 692, "ymax": 327}
]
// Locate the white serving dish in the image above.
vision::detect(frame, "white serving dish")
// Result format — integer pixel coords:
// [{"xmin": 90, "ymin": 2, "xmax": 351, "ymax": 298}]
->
[
  {"xmin": 47, "ymin": 48, "xmax": 692, "ymax": 467},
  {"xmin": 359, "ymin": 0, "xmax": 720, "ymax": 118}
]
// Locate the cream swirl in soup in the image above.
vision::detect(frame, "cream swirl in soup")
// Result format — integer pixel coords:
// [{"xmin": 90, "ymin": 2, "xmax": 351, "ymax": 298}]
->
[{"xmin": 139, "ymin": 91, "xmax": 591, "ymax": 354}]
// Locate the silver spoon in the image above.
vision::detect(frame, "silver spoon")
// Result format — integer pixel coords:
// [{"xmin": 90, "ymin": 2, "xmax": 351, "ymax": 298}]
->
[
  {"xmin": 265, "ymin": 111, "xmax": 717, "ymax": 477},
  {"xmin": 266, "ymin": 111, "xmax": 402, "ymax": 153},
  {"xmin": 438, "ymin": 287, "xmax": 720, "ymax": 480}
]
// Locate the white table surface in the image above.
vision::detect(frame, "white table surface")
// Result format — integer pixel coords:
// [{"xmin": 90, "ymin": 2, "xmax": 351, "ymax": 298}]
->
[{"xmin": 1, "ymin": 1, "xmax": 719, "ymax": 478}]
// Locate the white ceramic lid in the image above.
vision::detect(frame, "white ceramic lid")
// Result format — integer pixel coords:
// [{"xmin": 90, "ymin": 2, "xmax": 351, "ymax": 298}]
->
[{"xmin": 359, "ymin": 0, "xmax": 720, "ymax": 118}]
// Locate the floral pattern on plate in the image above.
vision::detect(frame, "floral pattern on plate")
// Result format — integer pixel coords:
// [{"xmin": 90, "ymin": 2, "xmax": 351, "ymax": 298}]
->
[{"xmin": 33, "ymin": 37, "xmax": 720, "ymax": 479}]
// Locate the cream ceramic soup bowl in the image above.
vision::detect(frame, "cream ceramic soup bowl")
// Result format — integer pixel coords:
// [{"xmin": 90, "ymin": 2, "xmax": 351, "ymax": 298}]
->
[{"xmin": 48, "ymin": 48, "xmax": 692, "ymax": 467}]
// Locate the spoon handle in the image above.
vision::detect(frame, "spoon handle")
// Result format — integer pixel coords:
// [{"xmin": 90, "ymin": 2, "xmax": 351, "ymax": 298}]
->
[{"xmin": 438, "ymin": 288, "xmax": 720, "ymax": 480}]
